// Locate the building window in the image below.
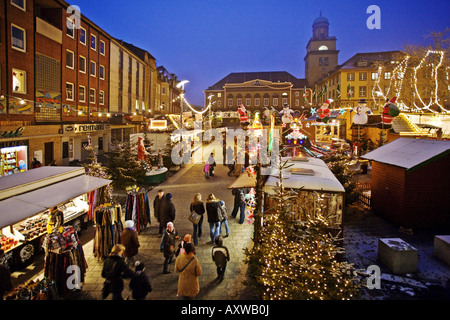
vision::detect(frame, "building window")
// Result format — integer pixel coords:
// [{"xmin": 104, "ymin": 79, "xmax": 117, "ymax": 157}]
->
[
  {"xmin": 228, "ymin": 99, "xmax": 233, "ymax": 107},
  {"xmin": 79, "ymin": 85, "xmax": 86, "ymax": 102},
  {"xmin": 100, "ymin": 40, "xmax": 105, "ymax": 55},
  {"xmin": 359, "ymin": 72, "xmax": 367, "ymax": 81},
  {"xmin": 11, "ymin": 25, "xmax": 26, "ymax": 52},
  {"xmin": 12, "ymin": 68, "xmax": 26, "ymax": 93},
  {"xmin": 66, "ymin": 18, "xmax": 74, "ymax": 38},
  {"xmin": 237, "ymin": 98, "xmax": 242, "ymax": 106},
  {"xmin": 282, "ymin": 98, "xmax": 288, "ymax": 105},
  {"xmin": 217, "ymin": 93, "xmax": 222, "ymax": 98},
  {"xmin": 371, "ymin": 72, "xmax": 379, "ymax": 80},
  {"xmin": 264, "ymin": 98, "xmax": 269, "ymax": 107},
  {"xmin": 245, "ymin": 98, "xmax": 251, "ymax": 107},
  {"xmin": 359, "ymin": 86, "xmax": 367, "ymax": 97},
  {"xmin": 90, "ymin": 34, "xmax": 96, "ymax": 51},
  {"xmin": 295, "ymin": 91, "xmax": 299, "ymax": 97},
  {"xmin": 255, "ymin": 98, "xmax": 260, "ymax": 107},
  {"xmin": 162, "ymin": 87, "xmax": 166, "ymax": 95},
  {"xmin": 66, "ymin": 82, "xmax": 74, "ymax": 101},
  {"xmin": 79, "ymin": 27, "xmax": 86, "ymax": 45},
  {"xmin": 11, "ymin": 0, "xmax": 25, "ymax": 11},
  {"xmin": 79, "ymin": 56, "xmax": 86, "ymax": 73},
  {"xmin": 347, "ymin": 73, "xmax": 355, "ymax": 81},
  {"xmin": 273, "ymin": 98, "xmax": 278, "ymax": 106},
  {"xmin": 99, "ymin": 90, "xmax": 104, "ymax": 105},
  {"xmin": 384, "ymin": 72, "xmax": 392, "ymax": 80},
  {"xmin": 89, "ymin": 88, "xmax": 96, "ymax": 104},
  {"xmin": 99, "ymin": 65, "xmax": 105, "ymax": 80},
  {"xmin": 217, "ymin": 100, "xmax": 222, "ymax": 108},
  {"xmin": 66, "ymin": 50, "xmax": 74, "ymax": 69},
  {"xmin": 90, "ymin": 61, "xmax": 96, "ymax": 77},
  {"xmin": 295, "ymin": 99, "xmax": 299, "ymax": 106}
]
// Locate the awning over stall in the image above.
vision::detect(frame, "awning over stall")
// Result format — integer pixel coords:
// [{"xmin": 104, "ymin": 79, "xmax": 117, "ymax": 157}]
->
[
  {"xmin": 0, "ymin": 167, "xmax": 111, "ymax": 228},
  {"xmin": 263, "ymin": 156, "xmax": 345, "ymax": 194},
  {"xmin": 227, "ymin": 172, "xmax": 257, "ymax": 189}
]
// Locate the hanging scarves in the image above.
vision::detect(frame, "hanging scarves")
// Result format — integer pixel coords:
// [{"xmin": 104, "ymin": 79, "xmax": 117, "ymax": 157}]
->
[
  {"xmin": 93, "ymin": 205, "xmax": 123, "ymax": 259},
  {"xmin": 125, "ymin": 190, "xmax": 151, "ymax": 233}
]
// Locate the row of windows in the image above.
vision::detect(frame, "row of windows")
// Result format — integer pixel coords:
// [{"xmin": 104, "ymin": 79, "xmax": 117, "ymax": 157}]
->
[
  {"xmin": 65, "ymin": 51, "xmax": 105, "ymax": 79},
  {"xmin": 66, "ymin": 19, "xmax": 106, "ymax": 55},
  {"xmin": 65, "ymin": 83, "xmax": 105, "ymax": 105},
  {"xmin": 226, "ymin": 97, "xmax": 290, "ymax": 108},
  {"xmin": 346, "ymin": 72, "xmax": 392, "ymax": 82}
]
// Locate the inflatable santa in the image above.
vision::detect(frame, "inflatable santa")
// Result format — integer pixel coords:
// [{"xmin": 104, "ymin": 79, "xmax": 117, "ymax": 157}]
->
[
  {"xmin": 381, "ymin": 97, "xmax": 400, "ymax": 128},
  {"xmin": 352, "ymin": 99, "xmax": 372, "ymax": 125},
  {"xmin": 317, "ymin": 100, "xmax": 332, "ymax": 123},
  {"xmin": 137, "ymin": 136, "xmax": 146, "ymax": 161},
  {"xmin": 237, "ymin": 104, "xmax": 248, "ymax": 123}
]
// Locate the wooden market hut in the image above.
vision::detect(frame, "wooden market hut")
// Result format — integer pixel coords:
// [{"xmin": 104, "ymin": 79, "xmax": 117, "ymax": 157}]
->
[{"xmin": 361, "ymin": 138, "xmax": 450, "ymax": 229}]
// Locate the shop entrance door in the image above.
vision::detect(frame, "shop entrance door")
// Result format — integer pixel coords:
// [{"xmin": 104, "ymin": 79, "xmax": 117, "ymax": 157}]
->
[{"xmin": 44, "ymin": 142, "xmax": 54, "ymax": 166}]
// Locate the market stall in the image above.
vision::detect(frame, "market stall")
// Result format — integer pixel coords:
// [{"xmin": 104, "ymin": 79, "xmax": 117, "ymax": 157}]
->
[
  {"xmin": 0, "ymin": 166, "xmax": 112, "ymax": 271},
  {"xmin": 263, "ymin": 156, "xmax": 345, "ymax": 231}
]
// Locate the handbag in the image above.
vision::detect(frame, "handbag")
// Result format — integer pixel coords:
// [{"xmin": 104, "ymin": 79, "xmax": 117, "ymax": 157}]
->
[{"xmin": 188, "ymin": 210, "xmax": 202, "ymax": 225}]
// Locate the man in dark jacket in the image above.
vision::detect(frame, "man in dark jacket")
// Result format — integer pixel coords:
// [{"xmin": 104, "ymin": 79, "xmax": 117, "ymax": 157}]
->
[
  {"xmin": 0, "ymin": 249, "xmax": 13, "ymax": 300},
  {"xmin": 129, "ymin": 261, "xmax": 152, "ymax": 300},
  {"xmin": 162, "ymin": 222, "xmax": 178, "ymax": 274},
  {"xmin": 162, "ymin": 193, "xmax": 176, "ymax": 226},
  {"xmin": 231, "ymin": 188, "xmax": 249, "ymax": 224},
  {"xmin": 153, "ymin": 189, "xmax": 165, "ymax": 237}
]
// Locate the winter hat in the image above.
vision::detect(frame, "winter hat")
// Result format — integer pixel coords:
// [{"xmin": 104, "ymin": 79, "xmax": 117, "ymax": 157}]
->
[
  {"xmin": 125, "ymin": 220, "xmax": 134, "ymax": 229},
  {"xmin": 135, "ymin": 261, "xmax": 145, "ymax": 271},
  {"xmin": 166, "ymin": 221, "xmax": 174, "ymax": 229},
  {"xmin": 219, "ymin": 200, "xmax": 225, "ymax": 206},
  {"xmin": 166, "ymin": 193, "xmax": 173, "ymax": 200}
]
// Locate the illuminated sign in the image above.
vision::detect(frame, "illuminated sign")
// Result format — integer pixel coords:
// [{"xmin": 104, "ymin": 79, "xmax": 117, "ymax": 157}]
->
[{"xmin": 150, "ymin": 119, "xmax": 167, "ymax": 129}]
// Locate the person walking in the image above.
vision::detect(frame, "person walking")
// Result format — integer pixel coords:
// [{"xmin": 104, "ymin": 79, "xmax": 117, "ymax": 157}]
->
[
  {"xmin": 203, "ymin": 162, "xmax": 210, "ymax": 179},
  {"xmin": 162, "ymin": 222, "xmax": 178, "ymax": 274},
  {"xmin": 129, "ymin": 261, "xmax": 152, "ymax": 300},
  {"xmin": 176, "ymin": 234, "xmax": 192, "ymax": 257},
  {"xmin": 101, "ymin": 244, "xmax": 135, "ymax": 300},
  {"xmin": 162, "ymin": 193, "xmax": 176, "ymax": 226},
  {"xmin": 231, "ymin": 188, "xmax": 249, "ymax": 224},
  {"xmin": 190, "ymin": 193, "xmax": 205, "ymax": 246},
  {"xmin": 205, "ymin": 193, "xmax": 223, "ymax": 244},
  {"xmin": 121, "ymin": 220, "xmax": 140, "ymax": 266},
  {"xmin": 212, "ymin": 236, "xmax": 230, "ymax": 282},
  {"xmin": 175, "ymin": 243, "xmax": 202, "ymax": 299},
  {"xmin": 218, "ymin": 200, "xmax": 230, "ymax": 237},
  {"xmin": 208, "ymin": 153, "xmax": 216, "ymax": 176},
  {"xmin": 0, "ymin": 249, "xmax": 13, "ymax": 300},
  {"xmin": 153, "ymin": 189, "xmax": 165, "ymax": 237}
]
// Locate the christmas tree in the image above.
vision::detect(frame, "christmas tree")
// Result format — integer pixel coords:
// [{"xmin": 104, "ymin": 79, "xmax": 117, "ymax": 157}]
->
[
  {"xmin": 106, "ymin": 140, "xmax": 146, "ymax": 190},
  {"xmin": 244, "ymin": 157, "xmax": 361, "ymax": 300},
  {"xmin": 82, "ymin": 135, "xmax": 113, "ymax": 203}
]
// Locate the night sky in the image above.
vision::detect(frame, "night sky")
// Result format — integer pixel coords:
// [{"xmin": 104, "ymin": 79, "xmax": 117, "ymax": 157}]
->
[{"xmin": 71, "ymin": 0, "xmax": 450, "ymax": 106}]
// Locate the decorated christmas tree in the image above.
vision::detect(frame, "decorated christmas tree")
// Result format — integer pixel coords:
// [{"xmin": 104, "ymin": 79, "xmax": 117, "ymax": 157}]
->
[
  {"xmin": 106, "ymin": 140, "xmax": 146, "ymax": 190},
  {"xmin": 244, "ymin": 157, "xmax": 361, "ymax": 300},
  {"xmin": 82, "ymin": 135, "xmax": 113, "ymax": 203}
]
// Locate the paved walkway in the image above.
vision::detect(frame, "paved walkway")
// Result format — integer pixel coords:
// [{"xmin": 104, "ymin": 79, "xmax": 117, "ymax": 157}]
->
[{"xmin": 11, "ymin": 142, "xmax": 257, "ymax": 300}]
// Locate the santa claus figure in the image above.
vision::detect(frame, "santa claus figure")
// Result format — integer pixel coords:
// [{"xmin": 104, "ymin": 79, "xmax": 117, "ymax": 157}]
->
[
  {"xmin": 317, "ymin": 100, "xmax": 332, "ymax": 123},
  {"xmin": 381, "ymin": 97, "xmax": 400, "ymax": 128},
  {"xmin": 137, "ymin": 136, "xmax": 146, "ymax": 161},
  {"xmin": 280, "ymin": 104, "xmax": 294, "ymax": 124},
  {"xmin": 352, "ymin": 99, "xmax": 372, "ymax": 125},
  {"xmin": 237, "ymin": 104, "xmax": 248, "ymax": 123}
]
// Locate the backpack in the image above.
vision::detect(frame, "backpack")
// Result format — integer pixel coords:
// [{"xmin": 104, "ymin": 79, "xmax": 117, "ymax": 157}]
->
[{"xmin": 213, "ymin": 248, "xmax": 228, "ymax": 268}]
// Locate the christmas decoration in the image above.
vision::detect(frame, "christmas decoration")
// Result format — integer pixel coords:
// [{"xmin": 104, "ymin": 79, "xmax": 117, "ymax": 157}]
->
[
  {"xmin": 381, "ymin": 96, "xmax": 400, "ymax": 128},
  {"xmin": 237, "ymin": 104, "xmax": 249, "ymax": 124},
  {"xmin": 279, "ymin": 104, "xmax": 294, "ymax": 124},
  {"xmin": 352, "ymin": 99, "xmax": 372, "ymax": 125},
  {"xmin": 317, "ymin": 100, "xmax": 331, "ymax": 123}
]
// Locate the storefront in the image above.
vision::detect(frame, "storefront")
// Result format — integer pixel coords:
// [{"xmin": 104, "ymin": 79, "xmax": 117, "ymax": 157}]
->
[
  {"xmin": 62, "ymin": 123, "xmax": 111, "ymax": 165},
  {"xmin": 0, "ymin": 166, "xmax": 111, "ymax": 272}
]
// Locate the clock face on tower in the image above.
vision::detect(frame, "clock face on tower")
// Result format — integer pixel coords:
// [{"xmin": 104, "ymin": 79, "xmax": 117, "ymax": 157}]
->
[{"xmin": 319, "ymin": 57, "xmax": 329, "ymax": 66}]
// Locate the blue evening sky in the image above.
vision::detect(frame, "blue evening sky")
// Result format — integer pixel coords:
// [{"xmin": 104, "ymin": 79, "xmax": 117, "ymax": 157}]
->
[{"xmin": 70, "ymin": 0, "xmax": 450, "ymax": 106}]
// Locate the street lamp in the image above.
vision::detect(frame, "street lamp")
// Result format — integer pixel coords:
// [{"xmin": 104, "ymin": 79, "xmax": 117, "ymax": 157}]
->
[
  {"xmin": 207, "ymin": 94, "xmax": 214, "ymax": 129},
  {"xmin": 176, "ymin": 80, "xmax": 189, "ymax": 166}
]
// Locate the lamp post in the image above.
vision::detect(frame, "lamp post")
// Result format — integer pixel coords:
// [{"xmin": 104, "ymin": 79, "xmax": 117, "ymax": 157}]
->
[
  {"xmin": 176, "ymin": 80, "xmax": 189, "ymax": 166},
  {"xmin": 207, "ymin": 94, "xmax": 214, "ymax": 130}
]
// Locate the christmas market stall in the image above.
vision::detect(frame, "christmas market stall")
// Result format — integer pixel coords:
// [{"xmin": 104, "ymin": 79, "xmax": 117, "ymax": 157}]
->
[
  {"xmin": 0, "ymin": 166, "xmax": 112, "ymax": 273},
  {"xmin": 262, "ymin": 156, "xmax": 345, "ymax": 232},
  {"xmin": 227, "ymin": 168, "xmax": 257, "ymax": 224}
]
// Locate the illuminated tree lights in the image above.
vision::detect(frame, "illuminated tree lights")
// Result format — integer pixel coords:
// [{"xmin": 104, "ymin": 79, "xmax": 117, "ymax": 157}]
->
[{"xmin": 244, "ymin": 160, "xmax": 361, "ymax": 300}]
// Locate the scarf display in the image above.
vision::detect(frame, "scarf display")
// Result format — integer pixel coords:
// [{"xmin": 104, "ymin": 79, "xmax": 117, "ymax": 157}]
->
[
  {"xmin": 42, "ymin": 226, "xmax": 88, "ymax": 296},
  {"xmin": 5, "ymin": 277, "xmax": 58, "ymax": 300},
  {"xmin": 93, "ymin": 204, "xmax": 123, "ymax": 259},
  {"xmin": 125, "ymin": 190, "xmax": 151, "ymax": 233},
  {"xmin": 88, "ymin": 186, "xmax": 107, "ymax": 220}
]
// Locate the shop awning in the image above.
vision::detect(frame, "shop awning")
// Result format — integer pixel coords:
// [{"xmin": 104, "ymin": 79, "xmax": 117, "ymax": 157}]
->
[
  {"xmin": 227, "ymin": 172, "xmax": 256, "ymax": 189},
  {"xmin": 0, "ymin": 174, "xmax": 111, "ymax": 228}
]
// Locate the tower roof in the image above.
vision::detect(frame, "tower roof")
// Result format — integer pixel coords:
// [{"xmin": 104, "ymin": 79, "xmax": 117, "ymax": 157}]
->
[{"xmin": 313, "ymin": 11, "xmax": 329, "ymax": 25}]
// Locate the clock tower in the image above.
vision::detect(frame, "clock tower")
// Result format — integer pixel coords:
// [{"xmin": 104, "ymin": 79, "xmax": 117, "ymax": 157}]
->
[{"xmin": 304, "ymin": 13, "xmax": 339, "ymax": 87}]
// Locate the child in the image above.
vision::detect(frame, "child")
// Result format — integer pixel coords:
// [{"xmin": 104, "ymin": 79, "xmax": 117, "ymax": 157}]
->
[
  {"xmin": 129, "ymin": 261, "xmax": 152, "ymax": 300},
  {"xmin": 211, "ymin": 235, "xmax": 230, "ymax": 282},
  {"xmin": 219, "ymin": 200, "xmax": 229, "ymax": 237},
  {"xmin": 203, "ymin": 163, "xmax": 210, "ymax": 179}
]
